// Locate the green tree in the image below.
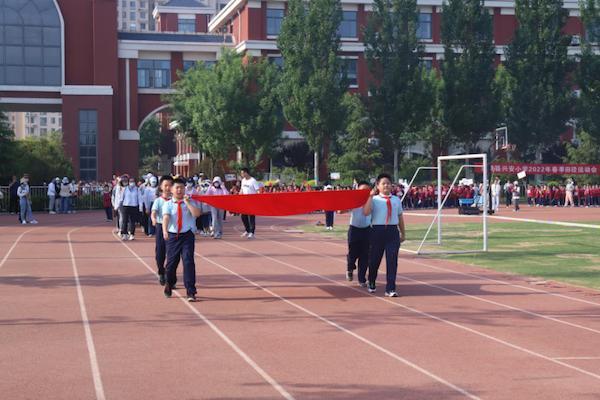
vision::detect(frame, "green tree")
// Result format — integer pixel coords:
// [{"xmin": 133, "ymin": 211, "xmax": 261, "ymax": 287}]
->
[
  {"xmin": 0, "ymin": 111, "xmax": 17, "ymax": 182},
  {"xmin": 577, "ymin": 0, "xmax": 600, "ymax": 140},
  {"xmin": 505, "ymin": 0, "xmax": 574, "ymax": 157},
  {"xmin": 277, "ymin": 0, "xmax": 347, "ymax": 184},
  {"xmin": 168, "ymin": 50, "xmax": 283, "ymax": 171},
  {"xmin": 139, "ymin": 116, "xmax": 161, "ymax": 161},
  {"xmin": 564, "ymin": 130, "xmax": 600, "ymax": 184},
  {"xmin": 12, "ymin": 132, "xmax": 73, "ymax": 183},
  {"xmin": 439, "ymin": 0, "xmax": 498, "ymax": 153},
  {"xmin": 363, "ymin": 0, "xmax": 429, "ymax": 182},
  {"xmin": 329, "ymin": 94, "xmax": 382, "ymax": 182}
]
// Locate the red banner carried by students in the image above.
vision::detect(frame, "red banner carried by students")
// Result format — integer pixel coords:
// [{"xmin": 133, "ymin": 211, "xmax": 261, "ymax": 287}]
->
[
  {"xmin": 491, "ymin": 163, "xmax": 600, "ymax": 175},
  {"xmin": 191, "ymin": 189, "xmax": 371, "ymax": 216}
]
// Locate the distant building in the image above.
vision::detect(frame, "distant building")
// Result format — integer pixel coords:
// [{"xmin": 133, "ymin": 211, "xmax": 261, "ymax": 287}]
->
[{"xmin": 7, "ymin": 112, "xmax": 63, "ymax": 139}]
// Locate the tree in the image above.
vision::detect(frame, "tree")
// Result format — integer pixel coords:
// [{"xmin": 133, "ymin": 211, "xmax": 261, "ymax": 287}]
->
[
  {"xmin": 12, "ymin": 132, "xmax": 73, "ymax": 183},
  {"xmin": 564, "ymin": 130, "xmax": 600, "ymax": 184},
  {"xmin": 139, "ymin": 116, "xmax": 161, "ymax": 162},
  {"xmin": 505, "ymin": 0, "xmax": 574, "ymax": 157},
  {"xmin": 577, "ymin": 0, "xmax": 600, "ymax": 140},
  {"xmin": 329, "ymin": 94, "xmax": 382, "ymax": 182},
  {"xmin": 168, "ymin": 50, "xmax": 283, "ymax": 171},
  {"xmin": 363, "ymin": 0, "xmax": 429, "ymax": 182},
  {"xmin": 0, "ymin": 111, "xmax": 17, "ymax": 182},
  {"xmin": 439, "ymin": 0, "xmax": 498, "ymax": 153},
  {"xmin": 277, "ymin": 0, "xmax": 347, "ymax": 184}
]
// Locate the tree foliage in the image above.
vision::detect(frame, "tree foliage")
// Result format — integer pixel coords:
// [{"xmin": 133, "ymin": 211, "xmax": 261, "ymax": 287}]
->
[
  {"xmin": 277, "ymin": 0, "xmax": 347, "ymax": 182},
  {"xmin": 167, "ymin": 50, "xmax": 283, "ymax": 169},
  {"xmin": 564, "ymin": 130, "xmax": 600, "ymax": 183},
  {"xmin": 505, "ymin": 0, "xmax": 574, "ymax": 155},
  {"xmin": 364, "ymin": 0, "xmax": 429, "ymax": 179},
  {"xmin": 139, "ymin": 116, "xmax": 161, "ymax": 162},
  {"xmin": 440, "ymin": 0, "xmax": 498, "ymax": 151},
  {"xmin": 9, "ymin": 132, "xmax": 72, "ymax": 183},
  {"xmin": 329, "ymin": 94, "xmax": 382, "ymax": 182},
  {"xmin": 0, "ymin": 111, "xmax": 16, "ymax": 182},
  {"xmin": 577, "ymin": 0, "xmax": 600, "ymax": 140}
]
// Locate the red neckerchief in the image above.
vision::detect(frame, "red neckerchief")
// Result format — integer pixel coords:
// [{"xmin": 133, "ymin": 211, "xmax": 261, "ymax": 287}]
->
[
  {"xmin": 175, "ymin": 199, "xmax": 184, "ymax": 237},
  {"xmin": 380, "ymin": 194, "xmax": 392, "ymax": 225}
]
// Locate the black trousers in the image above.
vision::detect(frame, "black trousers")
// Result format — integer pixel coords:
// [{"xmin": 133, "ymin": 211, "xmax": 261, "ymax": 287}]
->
[
  {"xmin": 9, "ymin": 196, "xmax": 18, "ymax": 213},
  {"xmin": 368, "ymin": 225, "xmax": 400, "ymax": 293},
  {"xmin": 165, "ymin": 230, "xmax": 196, "ymax": 296},
  {"xmin": 347, "ymin": 226, "xmax": 371, "ymax": 283},
  {"xmin": 121, "ymin": 205, "xmax": 138, "ymax": 235},
  {"xmin": 141, "ymin": 204, "xmax": 149, "ymax": 235},
  {"xmin": 155, "ymin": 223, "xmax": 166, "ymax": 275},
  {"xmin": 241, "ymin": 214, "xmax": 255, "ymax": 234},
  {"xmin": 325, "ymin": 211, "xmax": 334, "ymax": 227}
]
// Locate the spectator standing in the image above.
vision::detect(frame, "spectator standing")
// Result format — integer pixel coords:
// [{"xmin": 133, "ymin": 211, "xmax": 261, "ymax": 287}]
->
[
  {"xmin": 206, "ymin": 176, "xmax": 229, "ymax": 239},
  {"xmin": 512, "ymin": 181, "xmax": 521, "ymax": 212},
  {"xmin": 47, "ymin": 178, "xmax": 57, "ymax": 214},
  {"xmin": 9, "ymin": 176, "xmax": 19, "ymax": 215},
  {"xmin": 59, "ymin": 177, "xmax": 72, "ymax": 213},
  {"xmin": 17, "ymin": 176, "xmax": 37, "ymax": 224},
  {"xmin": 102, "ymin": 184, "xmax": 113, "ymax": 222},
  {"xmin": 240, "ymin": 168, "xmax": 259, "ymax": 239}
]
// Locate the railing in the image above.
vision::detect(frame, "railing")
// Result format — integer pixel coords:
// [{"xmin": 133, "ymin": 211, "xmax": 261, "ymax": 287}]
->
[{"xmin": 0, "ymin": 185, "xmax": 106, "ymax": 213}]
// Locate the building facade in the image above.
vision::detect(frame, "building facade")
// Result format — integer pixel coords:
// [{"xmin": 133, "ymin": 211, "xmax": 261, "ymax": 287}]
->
[
  {"xmin": 7, "ymin": 112, "xmax": 63, "ymax": 139},
  {"xmin": 117, "ymin": 0, "xmax": 157, "ymax": 31},
  {"xmin": 0, "ymin": 0, "xmax": 592, "ymax": 180}
]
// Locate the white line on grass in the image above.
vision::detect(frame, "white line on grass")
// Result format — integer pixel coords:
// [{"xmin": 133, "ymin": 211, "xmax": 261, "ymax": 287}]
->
[
  {"xmin": 112, "ymin": 232, "xmax": 295, "ymax": 400},
  {"xmin": 264, "ymin": 233, "xmax": 600, "ymax": 336},
  {"xmin": 195, "ymin": 250, "xmax": 481, "ymax": 400},
  {"xmin": 67, "ymin": 228, "xmax": 106, "ymax": 400},
  {"xmin": 274, "ymin": 223, "xmax": 600, "ymax": 308},
  {"xmin": 222, "ymin": 233, "xmax": 600, "ymax": 382}
]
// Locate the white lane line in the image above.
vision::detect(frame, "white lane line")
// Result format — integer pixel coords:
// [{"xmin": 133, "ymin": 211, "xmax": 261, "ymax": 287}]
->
[
  {"xmin": 270, "ymin": 223, "xmax": 600, "ymax": 308},
  {"xmin": 222, "ymin": 236, "xmax": 600, "ymax": 382},
  {"xmin": 265, "ymin": 234, "xmax": 600, "ymax": 336},
  {"xmin": 112, "ymin": 232, "xmax": 294, "ymax": 400},
  {"xmin": 196, "ymin": 251, "xmax": 480, "ymax": 400},
  {"xmin": 67, "ymin": 228, "xmax": 106, "ymax": 400},
  {"xmin": 0, "ymin": 228, "xmax": 36, "ymax": 271}
]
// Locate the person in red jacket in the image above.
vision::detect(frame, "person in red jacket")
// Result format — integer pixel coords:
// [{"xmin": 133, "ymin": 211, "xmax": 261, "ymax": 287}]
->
[{"xmin": 102, "ymin": 184, "xmax": 113, "ymax": 222}]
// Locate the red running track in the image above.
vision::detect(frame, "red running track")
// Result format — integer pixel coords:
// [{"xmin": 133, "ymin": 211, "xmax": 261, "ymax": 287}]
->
[{"xmin": 1, "ymin": 210, "xmax": 600, "ymax": 399}]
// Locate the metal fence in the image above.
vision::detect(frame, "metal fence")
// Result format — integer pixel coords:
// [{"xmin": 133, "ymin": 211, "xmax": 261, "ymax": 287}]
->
[{"xmin": 0, "ymin": 185, "xmax": 106, "ymax": 213}]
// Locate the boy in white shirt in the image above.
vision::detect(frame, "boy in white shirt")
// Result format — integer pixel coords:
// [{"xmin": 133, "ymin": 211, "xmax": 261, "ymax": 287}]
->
[{"xmin": 240, "ymin": 168, "xmax": 259, "ymax": 238}]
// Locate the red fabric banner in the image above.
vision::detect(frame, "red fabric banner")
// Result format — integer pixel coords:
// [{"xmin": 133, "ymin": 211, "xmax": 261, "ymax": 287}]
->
[
  {"xmin": 191, "ymin": 190, "xmax": 371, "ymax": 216},
  {"xmin": 491, "ymin": 163, "xmax": 600, "ymax": 175}
]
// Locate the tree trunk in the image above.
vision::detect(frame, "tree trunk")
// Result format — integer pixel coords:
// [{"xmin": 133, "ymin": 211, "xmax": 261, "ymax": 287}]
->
[
  {"xmin": 393, "ymin": 148, "xmax": 399, "ymax": 184},
  {"xmin": 313, "ymin": 150, "xmax": 319, "ymax": 185}
]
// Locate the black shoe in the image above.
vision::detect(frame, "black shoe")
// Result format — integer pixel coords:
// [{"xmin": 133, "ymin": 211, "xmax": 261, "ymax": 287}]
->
[
  {"xmin": 164, "ymin": 283, "xmax": 172, "ymax": 298},
  {"xmin": 368, "ymin": 282, "xmax": 376, "ymax": 293},
  {"xmin": 158, "ymin": 273, "xmax": 166, "ymax": 286},
  {"xmin": 187, "ymin": 294, "xmax": 197, "ymax": 302},
  {"xmin": 346, "ymin": 270, "xmax": 353, "ymax": 281}
]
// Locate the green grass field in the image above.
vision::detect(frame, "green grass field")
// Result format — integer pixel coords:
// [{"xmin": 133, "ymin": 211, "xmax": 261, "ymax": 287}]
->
[{"xmin": 298, "ymin": 221, "xmax": 600, "ymax": 290}]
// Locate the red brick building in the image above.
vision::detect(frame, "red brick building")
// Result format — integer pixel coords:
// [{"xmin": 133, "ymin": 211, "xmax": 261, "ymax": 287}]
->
[{"xmin": 0, "ymin": 0, "xmax": 589, "ymax": 180}]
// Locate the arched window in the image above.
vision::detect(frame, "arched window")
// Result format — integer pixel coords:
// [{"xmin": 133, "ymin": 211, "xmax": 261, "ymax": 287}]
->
[{"xmin": 0, "ymin": 0, "xmax": 62, "ymax": 86}]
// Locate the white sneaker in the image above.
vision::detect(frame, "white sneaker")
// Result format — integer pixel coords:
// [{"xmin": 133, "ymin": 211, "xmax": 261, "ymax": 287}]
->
[
  {"xmin": 385, "ymin": 291, "xmax": 399, "ymax": 297},
  {"xmin": 30, "ymin": 220, "xmax": 38, "ymax": 225},
  {"xmin": 247, "ymin": 233, "xmax": 255, "ymax": 239},
  {"xmin": 128, "ymin": 234, "xmax": 135, "ymax": 241},
  {"xmin": 49, "ymin": 211, "xmax": 56, "ymax": 215},
  {"xmin": 22, "ymin": 221, "xmax": 27, "ymax": 225},
  {"xmin": 241, "ymin": 232, "xmax": 249, "ymax": 238},
  {"xmin": 120, "ymin": 234, "xmax": 127, "ymax": 240}
]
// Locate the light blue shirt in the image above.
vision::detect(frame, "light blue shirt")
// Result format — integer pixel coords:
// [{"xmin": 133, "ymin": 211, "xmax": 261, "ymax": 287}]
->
[
  {"xmin": 162, "ymin": 199, "xmax": 199, "ymax": 234},
  {"xmin": 151, "ymin": 197, "xmax": 169, "ymax": 224},
  {"xmin": 349, "ymin": 207, "xmax": 371, "ymax": 228},
  {"xmin": 370, "ymin": 194, "xmax": 403, "ymax": 226}
]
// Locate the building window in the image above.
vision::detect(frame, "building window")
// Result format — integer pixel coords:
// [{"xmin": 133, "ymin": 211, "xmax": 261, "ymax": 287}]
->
[
  {"xmin": 268, "ymin": 56, "xmax": 284, "ymax": 69},
  {"xmin": 586, "ymin": 22, "xmax": 600, "ymax": 42},
  {"xmin": 138, "ymin": 60, "xmax": 171, "ymax": 88},
  {"xmin": 183, "ymin": 60, "xmax": 196, "ymax": 72},
  {"xmin": 79, "ymin": 110, "xmax": 98, "ymax": 181},
  {"xmin": 40, "ymin": 116, "xmax": 47, "ymax": 126},
  {"xmin": 130, "ymin": 23, "xmax": 137, "ymax": 30},
  {"xmin": 140, "ymin": 12, "xmax": 146, "ymax": 19},
  {"xmin": 338, "ymin": 11, "xmax": 357, "ymax": 38},
  {"xmin": 266, "ymin": 9, "xmax": 284, "ymax": 36},
  {"xmin": 0, "ymin": 0, "xmax": 62, "ymax": 86},
  {"xmin": 421, "ymin": 59, "xmax": 433, "ymax": 71},
  {"xmin": 178, "ymin": 18, "xmax": 196, "ymax": 33},
  {"xmin": 417, "ymin": 12, "xmax": 432, "ymax": 40},
  {"xmin": 122, "ymin": 0, "xmax": 127, "ymax": 7},
  {"xmin": 140, "ymin": 23, "xmax": 147, "ymax": 30},
  {"xmin": 140, "ymin": 1, "xmax": 146, "ymax": 7},
  {"xmin": 40, "ymin": 128, "xmax": 47, "ymax": 135},
  {"xmin": 130, "ymin": 1, "xmax": 136, "ymax": 7},
  {"xmin": 340, "ymin": 58, "xmax": 358, "ymax": 87},
  {"xmin": 130, "ymin": 11, "xmax": 136, "ymax": 20},
  {"xmin": 51, "ymin": 117, "xmax": 56, "ymax": 124}
]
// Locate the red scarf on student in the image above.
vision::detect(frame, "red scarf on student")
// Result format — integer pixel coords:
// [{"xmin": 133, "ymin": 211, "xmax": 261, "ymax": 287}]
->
[
  {"xmin": 190, "ymin": 189, "xmax": 370, "ymax": 216},
  {"xmin": 380, "ymin": 194, "xmax": 392, "ymax": 225},
  {"xmin": 175, "ymin": 200, "xmax": 184, "ymax": 236}
]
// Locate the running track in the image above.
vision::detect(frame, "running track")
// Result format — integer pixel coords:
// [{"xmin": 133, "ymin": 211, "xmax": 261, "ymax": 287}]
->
[{"xmin": 1, "ymin": 209, "xmax": 600, "ymax": 399}]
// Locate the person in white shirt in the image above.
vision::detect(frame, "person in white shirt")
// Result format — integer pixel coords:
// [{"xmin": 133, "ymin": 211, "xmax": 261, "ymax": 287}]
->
[
  {"xmin": 512, "ymin": 181, "xmax": 521, "ymax": 212},
  {"xmin": 69, "ymin": 179, "xmax": 78, "ymax": 213},
  {"xmin": 59, "ymin": 177, "xmax": 72, "ymax": 213},
  {"xmin": 17, "ymin": 176, "xmax": 37, "ymax": 225},
  {"xmin": 565, "ymin": 179, "xmax": 575, "ymax": 207},
  {"xmin": 491, "ymin": 177, "xmax": 501, "ymax": 212},
  {"xmin": 47, "ymin": 179, "xmax": 57, "ymax": 214},
  {"xmin": 240, "ymin": 168, "xmax": 260, "ymax": 239},
  {"xmin": 112, "ymin": 176, "xmax": 126, "ymax": 231},
  {"xmin": 206, "ymin": 176, "xmax": 229, "ymax": 239},
  {"xmin": 120, "ymin": 177, "xmax": 143, "ymax": 240},
  {"xmin": 143, "ymin": 175, "xmax": 158, "ymax": 236}
]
